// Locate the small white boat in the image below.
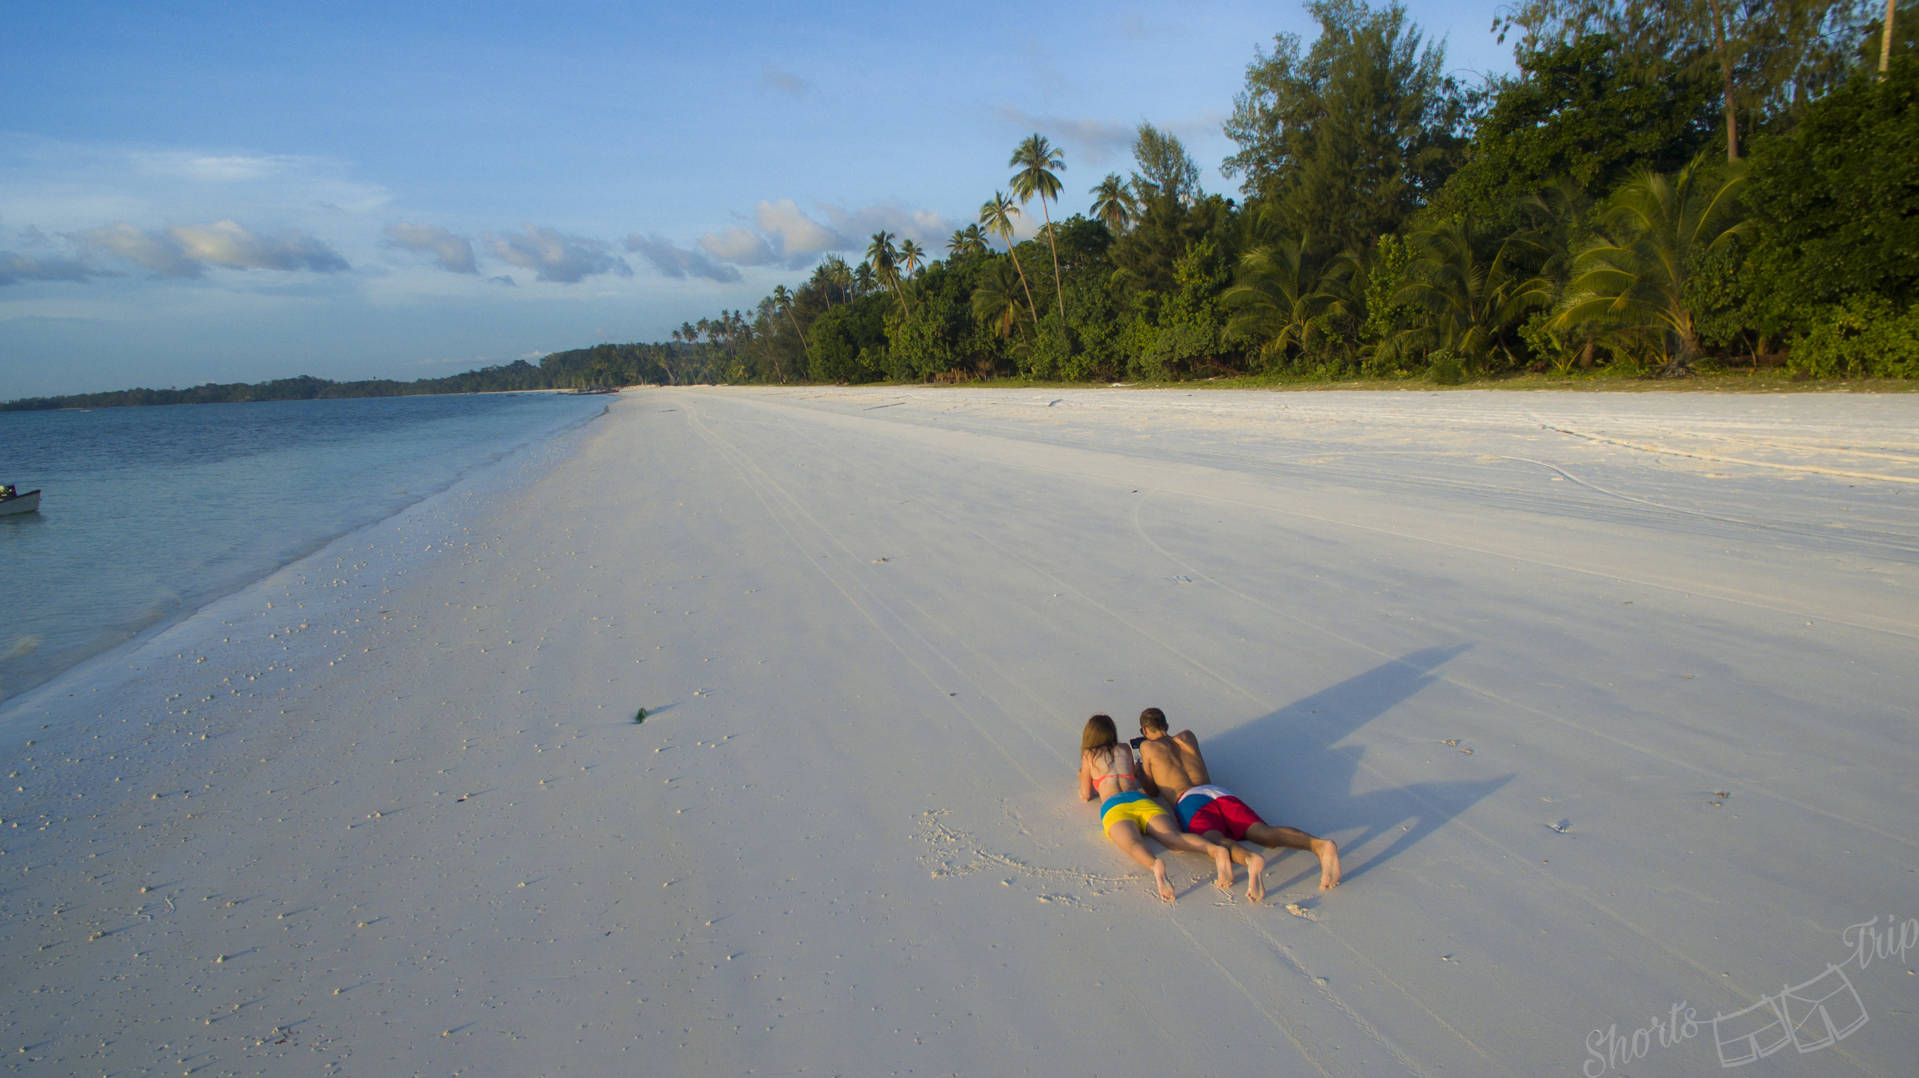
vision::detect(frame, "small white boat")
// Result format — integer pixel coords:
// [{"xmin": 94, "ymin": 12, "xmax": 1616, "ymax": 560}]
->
[{"xmin": 0, "ymin": 485, "xmax": 40, "ymax": 515}]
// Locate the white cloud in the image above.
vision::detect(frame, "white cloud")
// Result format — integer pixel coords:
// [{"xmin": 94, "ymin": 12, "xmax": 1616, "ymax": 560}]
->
[
  {"xmin": 698, "ymin": 226, "xmax": 778, "ymax": 266},
  {"xmin": 817, "ymin": 201, "xmax": 953, "ymax": 252},
  {"xmin": 129, "ymin": 151, "xmax": 296, "ymax": 184},
  {"xmin": 76, "ymin": 219, "xmax": 350, "ymax": 277},
  {"xmin": 77, "ymin": 222, "xmax": 203, "ymax": 277},
  {"xmin": 171, "ymin": 220, "xmax": 350, "ymax": 272},
  {"xmin": 624, "ymin": 233, "xmax": 742, "ymax": 283},
  {"xmin": 384, "ymin": 221, "xmax": 478, "ymax": 274},
  {"xmin": 753, "ymin": 199, "xmax": 842, "ymax": 264},
  {"xmin": 485, "ymin": 225, "xmax": 632, "ymax": 284},
  {"xmin": 666, "ymin": 199, "xmax": 955, "ymax": 275}
]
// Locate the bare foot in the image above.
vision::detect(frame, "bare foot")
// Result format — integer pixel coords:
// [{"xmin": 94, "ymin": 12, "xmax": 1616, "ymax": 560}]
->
[
  {"xmin": 1211, "ymin": 843, "xmax": 1234, "ymax": 893},
  {"xmin": 1245, "ymin": 852, "xmax": 1267, "ymax": 904},
  {"xmin": 1313, "ymin": 838, "xmax": 1341, "ymax": 890},
  {"xmin": 1152, "ymin": 859, "xmax": 1176, "ymax": 903}
]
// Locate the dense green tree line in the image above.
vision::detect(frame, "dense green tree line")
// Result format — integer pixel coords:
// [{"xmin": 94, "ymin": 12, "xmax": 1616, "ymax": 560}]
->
[{"xmin": 650, "ymin": 0, "xmax": 1917, "ymax": 386}]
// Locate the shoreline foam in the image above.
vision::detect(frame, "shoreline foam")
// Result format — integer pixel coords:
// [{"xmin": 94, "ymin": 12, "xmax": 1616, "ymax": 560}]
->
[{"xmin": 0, "ymin": 395, "xmax": 606, "ymax": 712}]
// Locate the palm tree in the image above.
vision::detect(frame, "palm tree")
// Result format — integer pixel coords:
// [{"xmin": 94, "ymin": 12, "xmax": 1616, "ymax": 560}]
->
[
  {"xmin": 808, "ymin": 260, "xmax": 837, "ymax": 308},
  {"xmin": 1010, "ymin": 133, "xmax": 1068, "ymax": 344},
  {"xmin": 865, "ymin": 229, "xmax": 896, "ymax": 275},
  {"xmin": 665, "ymin": 322, "xmax": 696, "ymax": 386},
  {"xmin": 1554, "ymin": 156, "xmax": 1750, "ymax": 375},
  {"xmin": 979, "ymin": 191, "xmax": 1040, "ymax": 332},
  {"xmin": 772, "ymin": 284, "xmax": 811, "ymax": 369},
  {"xmin": 852, "ymin": 259, "xmax": 875, "ymax": 298},
  {"xmin": 1392, "ymin": 219, "xmax": 1552, "ymax": 372},
  {"xmin": 825, "ymin": 255, "xmax": 852, "ymax": 304},
  {"xmin": 948, "ymin": 225, "xmax": 987, "ymax": 259},
  {"xmin": 1090, "ymin": 173, "xmax": 1137, "ymax": 234},
  {"xmin": 1467, "ymin": 179, "xmax": 1602, "ymax": 371},
  {"xmin": 1223, "ymin": 231, "xmax": 1351, "ymax": 368},
  {"xmin": 971, "ymin": 258, "xmax": 1030, "ymax": 345},
  {"xmin": 898, "ymin": 238, "xmax": 925, "ymax": 279},
  {"xmin": 866, "ymin": 230, "xmax": 914, "ymax": 317}
]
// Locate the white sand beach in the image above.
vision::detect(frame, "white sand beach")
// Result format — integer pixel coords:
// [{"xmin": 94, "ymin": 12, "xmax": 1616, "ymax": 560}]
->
[{"xmin": 4, "ymin": 386, "xmax": 1917, "ymax": 1077}]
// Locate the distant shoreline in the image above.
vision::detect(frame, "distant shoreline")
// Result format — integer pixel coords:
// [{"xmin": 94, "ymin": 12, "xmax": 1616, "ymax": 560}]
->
[{"xmin": 11, "ymin": 368, "xmax": 1918, "ymax": 412}]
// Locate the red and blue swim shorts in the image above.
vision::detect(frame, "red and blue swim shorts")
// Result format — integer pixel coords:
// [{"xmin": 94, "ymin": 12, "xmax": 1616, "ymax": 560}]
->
[{"xmin": 1176, "ymin": 784, "xmax": 1266, "ymax": 842}]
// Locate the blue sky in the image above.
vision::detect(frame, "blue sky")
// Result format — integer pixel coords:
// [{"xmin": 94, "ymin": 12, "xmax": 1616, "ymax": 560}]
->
[{"xmin": 1, "ymin": 1, "xmax": 1516, "ymax": 398}]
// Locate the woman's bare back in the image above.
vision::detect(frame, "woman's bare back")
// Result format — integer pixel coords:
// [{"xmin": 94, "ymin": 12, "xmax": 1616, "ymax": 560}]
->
[{"xmin": 1083, "ymin": 745, "xmax": 1141, "ymax": 798}]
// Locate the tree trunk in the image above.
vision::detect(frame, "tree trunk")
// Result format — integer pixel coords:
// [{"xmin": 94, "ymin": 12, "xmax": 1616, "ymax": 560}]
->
[
  {"xmin": 890, "ymin": 275, "xmax": 915, "ymax": 319},
  {"xmin": 1705, "ymin": 0, "xmax": 1740, "ymax": 160},
  {"xmin": 1884, "ymin": 0, "xmax": 1898, "ymax": 78},
  {"xmin": 785, "ymin": 312, "xmax": 811, "ymax": 379},
  {"xmin": 1006, "ymin": 249, "xmax": 1041, "ymax": 335},
  {"xmin": 1040, "ymin": 200, "xmax": 1068, "ymax": 351}
]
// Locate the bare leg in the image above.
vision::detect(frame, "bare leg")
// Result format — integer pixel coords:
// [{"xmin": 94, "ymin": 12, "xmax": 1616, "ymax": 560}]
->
[
  {"xmin": 1246, "ymin": 823, "xmax": 1340, "ymax": 890},
  {"xmin": 1245, "ymin": 848, "xmax": 1266, "ymax": 903},
  {"xmin": 1203, "ymin": 830, "xmax": 1267, "ymax": 903},
  {"xmin": 1107, "ymin": 822, "xmax": 1176, "ymax": 902},
  {"xmin": 1151, "ymin": 858, "xmax": 1175, "ymax": 903},
  {"xmin": 1146, "ymin": 815, "xmax": 1233, "ymax": 893}
]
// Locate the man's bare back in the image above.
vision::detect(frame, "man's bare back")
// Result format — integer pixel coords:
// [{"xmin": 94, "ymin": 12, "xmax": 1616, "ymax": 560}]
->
[{"xmin": 1137, "ymin": 729, "xmax": 1210, "ymax": 800}]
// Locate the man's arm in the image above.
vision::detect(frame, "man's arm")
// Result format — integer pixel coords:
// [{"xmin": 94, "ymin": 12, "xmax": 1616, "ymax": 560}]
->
[{"xmin": 1175, "ymin": 730, "xmax": 1210, "ymax": 779}]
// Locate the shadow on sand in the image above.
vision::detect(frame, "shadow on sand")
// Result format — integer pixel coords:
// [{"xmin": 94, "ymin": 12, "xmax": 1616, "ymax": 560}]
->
[{"xmin": 1202, "ymin": 644, "xmax": 1512, "ymax": 887}]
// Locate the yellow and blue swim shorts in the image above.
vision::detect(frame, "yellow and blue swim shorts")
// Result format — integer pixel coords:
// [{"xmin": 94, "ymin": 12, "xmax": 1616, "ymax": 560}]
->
[{"xmin": 1100, "ymin": 791, "xmax": 1169, "ymax": 834}]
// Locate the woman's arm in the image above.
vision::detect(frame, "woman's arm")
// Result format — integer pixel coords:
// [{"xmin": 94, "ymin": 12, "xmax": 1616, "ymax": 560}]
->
[
  {"xmin": 1076, "ymin": 754, "xmax": 1095, "ymax": 802},
  {"xmin": 1132, "ymin": 745, "xmax": 1161, "ymax": 798}
]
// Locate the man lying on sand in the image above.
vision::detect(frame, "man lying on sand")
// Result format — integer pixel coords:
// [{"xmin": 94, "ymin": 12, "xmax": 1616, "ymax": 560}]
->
[{"xmin": 1134, "ymin": 706, "xmax": 1341, "ymax": 901}]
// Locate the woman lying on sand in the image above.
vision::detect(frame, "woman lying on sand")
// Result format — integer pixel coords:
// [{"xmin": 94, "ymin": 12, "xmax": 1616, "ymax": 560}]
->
[{"xmin": 1078, "ymin": 713, "xmax": 1235, "ymax": 902}]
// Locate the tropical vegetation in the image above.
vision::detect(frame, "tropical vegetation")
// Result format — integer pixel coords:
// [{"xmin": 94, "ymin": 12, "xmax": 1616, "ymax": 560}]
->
[{"xmin": 617, "ymin": 0, "xmax": 1913, "ymax": 388}]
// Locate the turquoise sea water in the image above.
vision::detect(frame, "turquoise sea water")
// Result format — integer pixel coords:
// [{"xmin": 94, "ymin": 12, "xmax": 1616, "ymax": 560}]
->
[{"xmin": 0, "ymin": 393, "xmax": 605, "ymax": 703}]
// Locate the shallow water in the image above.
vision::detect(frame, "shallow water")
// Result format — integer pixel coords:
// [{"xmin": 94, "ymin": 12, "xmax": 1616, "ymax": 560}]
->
[{"xmin": 0, "ymin": 392, "xmax": 605, "ymax": 701}]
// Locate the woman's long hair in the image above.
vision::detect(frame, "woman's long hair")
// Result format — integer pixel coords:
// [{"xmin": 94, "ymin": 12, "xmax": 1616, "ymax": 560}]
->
[{"xmin": 1080, "ymin": 713, "xmax": 1118, "ymax": 755}]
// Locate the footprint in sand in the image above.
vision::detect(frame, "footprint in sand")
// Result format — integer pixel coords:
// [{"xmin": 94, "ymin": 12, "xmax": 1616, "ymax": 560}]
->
[
  {"xmin": 1284, "ymin": 903, "xmax": 1315, "ymax": 920},
  {"xmin": 915, "ymin": 810, "xmax": 1129, "ymax": 899}
]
